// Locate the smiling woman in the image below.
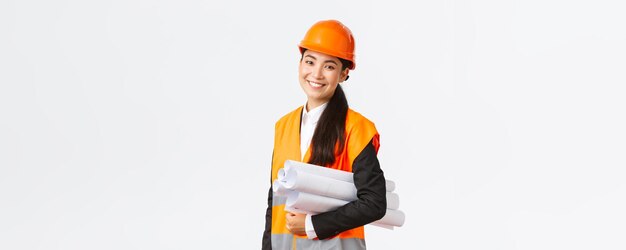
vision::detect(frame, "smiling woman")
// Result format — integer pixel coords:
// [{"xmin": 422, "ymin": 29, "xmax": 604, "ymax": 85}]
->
[
  {"xmin": 299, "ymin": 50, "xmax": 351, "ymax": 109},
  {"xmin": 262, "ymin": 20, "xmax": 388, "ymax": 250}
]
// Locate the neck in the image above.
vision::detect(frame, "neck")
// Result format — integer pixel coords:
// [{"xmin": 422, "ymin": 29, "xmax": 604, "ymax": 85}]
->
[{"xmin": 306, "ymin": 99, "xmax": 328, "ymax": 112}]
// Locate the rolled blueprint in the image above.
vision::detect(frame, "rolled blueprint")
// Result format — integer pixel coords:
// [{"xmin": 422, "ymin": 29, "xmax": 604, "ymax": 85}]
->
[
  {"xmin": 282, "ymin": 160, "xmax": 396, "ymax": 192},
  {"xmin": 283, "ymin": 169, "xmax": 357, "ymax": 201},
  {"xmin": 283, "ymin": 191, "xmax": 399, "ymax": 212},
  {"xmin": 282, "ymin": 169, "xmax": 400, "ymax": 210},
  {"xmin": 386, "ymin": 180, "xmax": 396, "ymax": 193},
  {"xmin": 281, "ymin": 160, "xmax": 353, "ymax": 182},
  {"xmin": 272, "ymin": 180, "xmax": 289, "ymax": 196},
  {"xmin": 386, "ymin": 192, "xmax": 400, "ymax": 210},
  {"xmin": 276, "ymin": 160, "xmax": 405, "ymax": 228},
  {"xmin": 283, "ymin": 191, "xmax": 404, "ymax": 227},
  {"xmin": 370, "ymin": 222, "xmax": 394, "ymax": 230},
  {"xmin": 286, "ymin": 191, "xmax": 348, "ymax": 214},
  {"xmin": 375, "ymin": 209, "xmax": 405, "ymax": 227}
]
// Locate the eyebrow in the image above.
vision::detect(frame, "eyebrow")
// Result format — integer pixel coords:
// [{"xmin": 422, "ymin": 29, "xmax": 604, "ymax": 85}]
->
[{"xmin": 305, "ymin": 55, "xmax": 339, "ymax": 65}]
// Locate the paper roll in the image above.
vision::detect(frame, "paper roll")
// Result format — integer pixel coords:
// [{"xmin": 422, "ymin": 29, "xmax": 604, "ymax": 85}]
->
[
  {"xmin": 374, "ymin": 209, "xmax": 405, "ymax": 227},
  {"xmin": 276, "ymin": 160, "xmax": 405, "ymax": 229},
  {"xmin": 272, "ymin": 180, "xmax": 289, "ymax": 196},
  {"xmin": 286, "ymin": 191, "xmax": 348, "ymax": 214},
  {"xmin": 283, "ymin": 169, "xmax": 357, "ymax": 201},
  {"xmin": 284, "ymin": 160, "xmax": 396, "ymax": 192},
  {"xmin": 283, "ymin": 190, "xmax": 404, "ymax": 225},
  {"xmin": 283, "ymin": 160, "xmax": 353, "ymax": 182},
  {"xmin": 386, "ymin": 192, "xmax": 400, "ymax": 210},
  {"xmin": 386, "ymin": 180, "xmax": 396, "ymax": 192},
  {"xmin": 278, "ymin": 177, "xmax": 398, "ymax": 211},
  {"xmin": 369, "ymin": 222, "xmax": 394, "ymax": 230},
  {"xmin": 284, "ymin": 192, "xmax": 405, "ymax": 228},
  {"xmin": 284, "ymin": 206, "xmax": 310, "ymax": 214}
]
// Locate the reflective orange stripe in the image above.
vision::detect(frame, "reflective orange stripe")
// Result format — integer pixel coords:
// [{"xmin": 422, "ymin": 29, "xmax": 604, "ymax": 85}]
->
[{"xmin": 271, "ymin": 204, "xmax": 290, "ymax": 234}]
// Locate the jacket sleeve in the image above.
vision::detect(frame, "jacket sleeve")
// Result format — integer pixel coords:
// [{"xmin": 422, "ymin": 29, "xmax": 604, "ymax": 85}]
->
[
  {"xmin": 262, "ymin": 152, "xmax": 273, "ymax": 250},
  {"xmin": 262, "ymin": 186, "xmax": 272, "ymax": 250},
  {"xmin": 310, "ymin": 139, "xmax": 387, "ymax": 239}
]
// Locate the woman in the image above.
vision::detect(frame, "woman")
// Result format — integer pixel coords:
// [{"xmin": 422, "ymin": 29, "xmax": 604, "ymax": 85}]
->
[{"xmin": 262, "ymin": 20, "xmax": 387, "ymax": 250}]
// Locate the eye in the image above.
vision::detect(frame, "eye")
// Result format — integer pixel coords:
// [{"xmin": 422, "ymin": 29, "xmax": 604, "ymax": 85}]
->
[
  {"xmin": 324, "ymin": 65, "xmax": 335, "ymax": 70},
  {"xmin": 304, "ymin": 60, "xmax": 314, "ymax": 65}
]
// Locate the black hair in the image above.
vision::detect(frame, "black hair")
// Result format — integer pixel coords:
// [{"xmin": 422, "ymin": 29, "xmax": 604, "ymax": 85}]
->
[{"xmin": 300, "ymin": 49, "xmax": 350, "ymax": 166}]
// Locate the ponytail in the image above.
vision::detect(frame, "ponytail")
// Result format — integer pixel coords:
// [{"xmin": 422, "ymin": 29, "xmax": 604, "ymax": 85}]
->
[{"xmin": 308, "ymin": 84, "xmax": 349, "ymax": 166}]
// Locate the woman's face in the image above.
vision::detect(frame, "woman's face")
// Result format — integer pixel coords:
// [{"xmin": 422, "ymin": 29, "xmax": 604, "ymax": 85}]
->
[{"xmin": 298, "ymin": 50, "xmax": 349, "ymax": 109}]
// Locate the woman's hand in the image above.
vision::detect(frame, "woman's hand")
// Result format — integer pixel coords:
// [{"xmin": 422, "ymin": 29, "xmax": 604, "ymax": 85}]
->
[{"xmin": 285, "ymin": 212, "xmax": 307, "ymax": 236}]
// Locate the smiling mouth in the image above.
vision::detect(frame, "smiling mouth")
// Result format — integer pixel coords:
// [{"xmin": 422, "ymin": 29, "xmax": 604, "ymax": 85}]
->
[{"xmin": 307, "ymin": 80, "xmax": 326, "ymax": 88}]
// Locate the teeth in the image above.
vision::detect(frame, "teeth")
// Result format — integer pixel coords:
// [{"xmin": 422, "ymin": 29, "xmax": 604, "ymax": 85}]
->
[{"xmin": 308, "ymin": 81, "xmax": 323, "ymax": 87}]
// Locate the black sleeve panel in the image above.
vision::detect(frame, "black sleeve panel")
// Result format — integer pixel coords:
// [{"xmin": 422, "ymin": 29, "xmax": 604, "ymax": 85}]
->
[
  {"xmin": 311, "ymin": 139, "xmax": 387, "ymax": 239},
  {"xmin": 262, "ymin": 151, "xmax": 273, "ymax": 250},
  {"xmin": 262, "ymin": 187, "xmax": 272, "ymax": 250}
]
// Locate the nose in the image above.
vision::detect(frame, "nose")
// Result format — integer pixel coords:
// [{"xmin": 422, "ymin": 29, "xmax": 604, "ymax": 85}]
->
[{"xmin": 311, "ymin": 65, "xmax": 324, "ymax": 79}]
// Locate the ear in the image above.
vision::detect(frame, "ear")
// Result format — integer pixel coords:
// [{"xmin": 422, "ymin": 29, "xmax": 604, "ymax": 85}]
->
[{"xmin": 340, "ymin": 68, "xmax": 350, "ymax": 82}]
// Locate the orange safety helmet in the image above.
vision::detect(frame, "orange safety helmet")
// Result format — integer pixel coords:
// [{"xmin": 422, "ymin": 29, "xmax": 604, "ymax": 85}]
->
[{"xmin": 298, "ymin": 20, "xmax": 356, "ymax": 70}]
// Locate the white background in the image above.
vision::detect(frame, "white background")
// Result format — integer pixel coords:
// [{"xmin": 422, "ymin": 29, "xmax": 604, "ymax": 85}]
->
[{"xmin": 1, "ymin": 0, "xmax": 625, "ymax": 249}]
